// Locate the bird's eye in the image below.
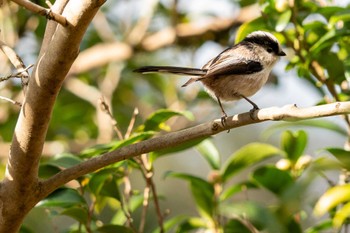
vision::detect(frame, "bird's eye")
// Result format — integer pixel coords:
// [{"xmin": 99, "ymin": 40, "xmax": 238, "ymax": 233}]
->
[{"xmin": 266, "ymin": 48, "xmax": 273, "ymax": 53}]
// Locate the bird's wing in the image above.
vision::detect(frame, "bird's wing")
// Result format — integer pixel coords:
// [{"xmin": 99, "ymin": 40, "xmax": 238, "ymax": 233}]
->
[{"xmin": 203, "ymin": 48, "xmax": 263, "ymax": 77}]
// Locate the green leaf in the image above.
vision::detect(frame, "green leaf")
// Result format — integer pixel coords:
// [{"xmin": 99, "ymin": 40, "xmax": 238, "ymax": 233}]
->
[
  {"xmin": 142, "ymin": 109, "xmax": 194, "ymax": 132},
  {"xmin": 263, "ymin": 119, "xmax": 347, "ymax": 138},
  {"xmin": 309, "ymin": 29, "xmax": 336, "ymax": 54},
  {"xmin": 60, "ymin": 206, "xmax": 88, "ymax": 224},
  {"xmin": 152, "ymin": 215, "xmax": 189, "ymax": 233},
  {"xmin": 165, "ymin": 172, "xmax": 214, "ymax": 219},
  {"xmin": 19, "ymin": 225, "xmax": 35, "ymax": 233},
  {"xmin": 329, "ymin": 9, "xmax": 350, "ymax": 27},
  {"xmin": 195, "ymin": 139, "xmax": 220, "ymax": 170},
  {"xmin": 221, "ymin": 143, "xmax": 282, "ymax": 181},
  {"xmin": 37, "ymin": 188, "xmax": 86, "ymax": 208},
  {"xmin": 318, "ymin": 52, "xmax": 345, "ymax": 84},
  {"xmin": 275, "ymin": 9, "xmax": 292, "ymax": 32},
  {"xmin": 333, "ymin": 202, "xmax": 350, "ymax": 228},
  {"xmin": 89, "ymin": 168, "xmax": 121, "ymax": 200},
  {"xmin": 149, "ymin": 137, "xmax": 207, "ymax": 162},
  {"xmin": 221, "ymin": 202, "xmax": 284, "ymax": 233},
  {"xmin": 285, "ymin": 217, "xmax": 303, "ymax": 233},
  {"xmin": 79, "ymin": 143, "xmax": 116, "ymax": 158},
  {"xmin": 44, "ymin": 153, "xmax": 83, "ymax": 168},
  {"xmin": 220, "ymin": 181, "xmax": 258, "ymax": 201},
  {"xmin": 110, "ymin": 209, "xmax": 127, "ymax": 225},
  {"xmin": 235, "ymin": 18, "xmax": 269, "ymax": 43},
  {"xmin": 80, "ymin": 132, "xmax": 155, "ymax": 158},
  {"xmin": 281, "ymin": 130, "xmax": 307, "ymax": 162},
  {"xmin": 252, "ymin": 166, "xmax": 294, "ymax": 195},
  {"xmin": 110, "ymin": 194, "xmax": 144, "ymax": 225},
  {"xmin": 310, "ymin": 156, "xmax": 341, "ymax": 171},
  {"xmin": 318, "ymin": 6, "xmax": 344, "ymax": 20},
  {"xmin": 305, "ymin": 220, "xmax": 333, "ymax": 233},
  {"xmin": 176, "ymin": 217, "xmax": 207, "ymax": 232},
  {"xmin": 38, "ymin": 164, "xmax": 61, "ymax": 179},
  {"xmin": 238, "ymin": 0, "xmax": 256, "ymax": 7},
  {"xmin": 110, "ymin": 131, "xmax": 155, "ymax": 151},
  {"xmin": 314, "ymin": 184, "xmax": 350, "ymax": 216},
  {"xmin": 310, "ymin": 29, "xmax": 350, "ymax": 55},
  {"xmin": 326, "ymin": 148, "xmax": 350, "ymax": 170},
  {"xmin": 224, "ymin": 219, "xmax": 251, "ymax": 233},
  {"xmin": 97, "ymin": 225, "xmax": 134, "ymax": 233}
]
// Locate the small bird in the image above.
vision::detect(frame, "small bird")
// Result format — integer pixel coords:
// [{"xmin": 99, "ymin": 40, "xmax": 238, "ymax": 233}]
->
[{"xmin": 134, "ymin": 31, "xmax": 286, "ymax": 122}]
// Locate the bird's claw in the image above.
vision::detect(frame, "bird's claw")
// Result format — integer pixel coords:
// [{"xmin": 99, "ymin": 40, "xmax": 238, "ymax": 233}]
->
[
  {"xmin": 220, "ymin": 115, "xmax": 230, "ymax": 133},
  {"xmin": 221, "ymin": 115, "xmax": 227, "ymax": 127},
  {"xmin": 249, "ymin": 106, "xmax": 259, "ymax": 120}
]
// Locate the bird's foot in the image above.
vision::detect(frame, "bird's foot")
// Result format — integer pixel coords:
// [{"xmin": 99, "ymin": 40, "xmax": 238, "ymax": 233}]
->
[
  {"xmin": 220, "ymin": 114, "xmax": 231, "ymax": 133},
  {"xmin": 249, "ymin": 105, "xmax": 259, "ymax": 120},
  {"xmin": 221, "ymin": 115, "xmax": 227, "ymax": 127}
]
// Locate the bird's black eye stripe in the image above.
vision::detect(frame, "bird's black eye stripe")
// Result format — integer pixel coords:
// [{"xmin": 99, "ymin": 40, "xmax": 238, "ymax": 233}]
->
[
  {"xmin": 266, "ymin": 47, "xmax": 273, "ymax": 53},
  {"xmin": 243, "ymin": 33, "xmax": 280, "ymax": 54}
]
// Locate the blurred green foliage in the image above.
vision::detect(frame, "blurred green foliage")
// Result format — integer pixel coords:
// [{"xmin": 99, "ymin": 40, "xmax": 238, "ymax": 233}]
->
[{"xmin": 1, "ymin": 0, "xmax": 350, "ymax": 232}]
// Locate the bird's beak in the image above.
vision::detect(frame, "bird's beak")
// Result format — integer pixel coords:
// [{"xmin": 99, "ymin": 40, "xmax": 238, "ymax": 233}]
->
[{"xmin": 278, "ymin": 50, "xmax": 286, "ymax": 56}]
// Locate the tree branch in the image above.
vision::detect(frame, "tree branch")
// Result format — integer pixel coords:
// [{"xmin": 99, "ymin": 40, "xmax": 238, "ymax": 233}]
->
[
  {"xmin": 0, "ymin": 0, "xmax": 106, "ymax": 232},
  {"xmin": 0, "ymin": 96, "xmax": 22, "ymax": 107},
  {"xmin": 0, "ymin": 64, "xmax": 33, "ymax": 82},
  {"xmin": 70, "ymin": 42, "xmax": 133, "ymax": 74},
  {"xmin": 0, "ymin": 39, "xmax": 31, "ymax": 89},
  {"xmin": 10, "ymin": 0, "xmax": 67, "ymax": 26},
  {"xmin": 68, "ymin": 4, "xmax": 260, "ymax": 74},
  {"xmin": 40, "ymin": 101, "xmax": 350, "ymax": 198},
  {"xmin": 141, "ymin": 4, "xmax": 260, "ymax": 51}
]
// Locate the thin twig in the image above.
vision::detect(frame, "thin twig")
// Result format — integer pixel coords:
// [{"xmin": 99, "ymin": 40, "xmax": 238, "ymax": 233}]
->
[
  {"xmin": 318, "ymin": 171, "xmax": 336, "ymax": 187},
  {"xmin": 45, "ymin": 0, "xmax": 52, "ymax": 8},
  {"xmin": 136, "ymin": 154, "xmax": 165, "ymax": 233},
  {"xmin": 0, "ymin": 96, "xmax": 22, "ymax": 107},
  {"xmin": 148, "ymin": 171, "xmax": 164, "ymax": 233},
  {"xmin": 125, "ymin": 108, "xmax": 139, "ymax": 139},
  {"xmin": 0, "ymin": 40, "xmax": 32, "ymax": 91},
  {"xmin": 121, "ymin": 170, "xmax": 137, "ymax": 231},
  {"xmin": 85, "ymin": 197, "xmax": 95, "ymax": 233},
  {"xmin": 99, "ymin": 96, "xmax": 124, "ymax": 140},
  {"xmin": 10, "ymin": 0, "xmax": 67, "ymax": 26},
  {"xmin": 139, "ymin": 182, "xmax": 151, "ymax": 233},
  {"xmin": 233, "ymin": 216, "xmax": 260, "ymax": 233},
  {"xmin": 0, "ymin": 64, "xmax": 34, "ymax": 82},
  {"xmin": 125, "ymin": 0, "xmax": 159, "ymax": 45}
]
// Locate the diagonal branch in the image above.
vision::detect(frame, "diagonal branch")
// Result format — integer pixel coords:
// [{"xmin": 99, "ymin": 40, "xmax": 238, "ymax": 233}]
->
[
  {"xmin": 10, "ymin": 0, "xmax": 67, "ymax": 26},
  {"xmin": 68, "ymin": 4, "xmax": 259, "ymax": 74},
  {"xmin": 0, "ymin": 96, "xmax": 22, "ymax": 107},
  {"xmin": 0, "ymin": 64, "xmax": 33, "ymax": 82},
  {"xmin": 0, "ymin": 1, "xmax": 106, "ymax": 232},
  {"xmin": 7, "ymin": 0, "xmax": 105, "ymax": 189},
  {"xmin": 40, "ymin": 101, "xmax": 350, "ymax": 198},
  {"xmin": 0, "ymin": 39, "xmax": 31, "ymax": 89}
]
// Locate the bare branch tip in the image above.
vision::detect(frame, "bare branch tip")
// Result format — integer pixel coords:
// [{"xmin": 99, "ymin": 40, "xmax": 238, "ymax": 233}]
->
[{"xmin": 0, "ymin": 96, "xmax": 22, "ymax": 107}]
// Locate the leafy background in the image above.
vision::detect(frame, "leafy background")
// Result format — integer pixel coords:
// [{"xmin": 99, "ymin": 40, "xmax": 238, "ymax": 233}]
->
[{"xmin": 1, "ymin": 0, "xmax": 350, "ymax": 232}]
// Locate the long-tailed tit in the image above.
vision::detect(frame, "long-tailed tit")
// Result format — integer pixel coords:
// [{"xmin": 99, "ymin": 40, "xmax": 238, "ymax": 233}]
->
[{"xmin": 134, "ymin": 31, "xmax": 286, "ymax": 122}]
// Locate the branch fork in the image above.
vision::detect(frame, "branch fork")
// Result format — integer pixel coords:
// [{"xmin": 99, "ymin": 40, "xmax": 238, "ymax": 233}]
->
[{"xmin": 10, "ymin": 0, "xmax": 67, "ymax": 26}]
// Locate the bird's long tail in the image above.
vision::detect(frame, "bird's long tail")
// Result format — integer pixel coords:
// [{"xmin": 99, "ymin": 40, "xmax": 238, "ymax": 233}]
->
[{"xmin": 134, "ymin": 66, "xmax": 207, "ymax": 76}]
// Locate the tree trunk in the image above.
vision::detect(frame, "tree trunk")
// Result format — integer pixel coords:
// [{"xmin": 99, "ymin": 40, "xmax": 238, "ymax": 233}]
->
[{"xmin": 0, "ymin": 1, "xmax": 105, "ymax": 232}]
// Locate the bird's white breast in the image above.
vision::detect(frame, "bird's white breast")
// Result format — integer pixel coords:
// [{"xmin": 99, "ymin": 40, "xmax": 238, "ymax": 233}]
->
[{"xmin": 201, "ymin": 68, "xmax": 272, "ymax": 102}]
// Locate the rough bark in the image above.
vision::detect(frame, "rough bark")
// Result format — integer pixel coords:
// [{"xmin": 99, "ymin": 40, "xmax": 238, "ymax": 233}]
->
[{"xmin": 0, "ymin": 1, "xmax": 105, "ymax": 232}]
